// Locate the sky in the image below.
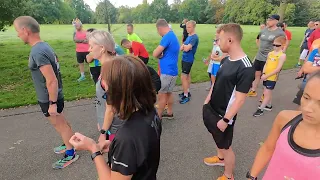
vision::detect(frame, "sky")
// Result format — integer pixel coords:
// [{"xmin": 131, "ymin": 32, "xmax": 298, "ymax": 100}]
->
[{"xmin": 84, "ymin": 0, "xmax": 175, "ymax": 11}]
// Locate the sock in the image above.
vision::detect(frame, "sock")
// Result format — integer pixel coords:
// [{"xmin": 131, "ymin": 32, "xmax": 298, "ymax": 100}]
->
[
  {"xmin": 65, "ymin": 149, "xmax": 75, "ymax": 156},
  {"xmin": 184, "ymin": 93, "xmax": 188, "ymax": 97},
  {"xmin": 81, "ymin": 72, "xmax": 85, "ymax": 77},
  {"xmin": 187, "ymin": 88, "xmax": 190, "ymax": 92}
]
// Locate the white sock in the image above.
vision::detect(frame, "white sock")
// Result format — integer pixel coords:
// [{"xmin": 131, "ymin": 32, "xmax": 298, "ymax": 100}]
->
[
  {"xmin": 81, "ymin": 72, "xmax": 85, "ymax": 77},
  {"xmin": 184, "ymin": 93, "xmax": 188, "ymax": 97}
]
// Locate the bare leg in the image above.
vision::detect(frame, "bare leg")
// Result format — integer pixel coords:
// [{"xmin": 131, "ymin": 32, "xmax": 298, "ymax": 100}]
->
[
  {"xmin": 157, "ymin": 93, "xmax": 168, "ymax": 119},
  {"xmin": 79, "ymin": 63, "xmax": 84, "ymax": 75},
  {"xmin": 260, "ymin": 88, "xmax": 272, "ymax": 109},
  {"xmin": 167, "ymin": 93, "xmax": 174, "ymax": 115},
  {"xmin": 48, "ymin": 113, "xmax": 74, "ymax": 150},
  {"xmin": 221, "ymin": 148, "xmax": 235, "ymax": 178},
  {"xmin": 181, "ymin": 74, "xmax": 188, "ymax": 95},
  {"xmin": 251, "ymin": 71, "xmax": 262, "ymax": 91},
  {"xmin": 211, "ymin": 75, "xmax": 216, "ymax": 85},
  {"xmin": 187, "ymin": 73, "xmax": 191, "ymax": 91}
]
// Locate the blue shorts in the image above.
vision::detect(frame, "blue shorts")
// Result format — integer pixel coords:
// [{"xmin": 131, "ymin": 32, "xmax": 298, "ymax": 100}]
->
[
  {"xmin": 263, "ymin": 80, "xmax": 276, "ymax": 90},
  {"xmin": 211, "ymin": 64, "xmax": 220, "ymax": 77}
]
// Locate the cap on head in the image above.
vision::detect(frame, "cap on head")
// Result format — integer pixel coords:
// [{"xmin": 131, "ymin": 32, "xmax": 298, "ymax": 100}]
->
[
  {"xmin": 14, "ymin": 16, "xmax": 40, "ymax": 33},
  {"xmin": 156, "ymin": 19, "xmax": 169, "ymax": 28},
  {"xmin": 268, "ymin": 14, "xmax": 280, "ymax": 21}
]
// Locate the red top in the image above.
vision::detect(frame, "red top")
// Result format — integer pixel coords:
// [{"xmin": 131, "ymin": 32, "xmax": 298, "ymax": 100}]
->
[
  {"xmin": 308, "ymin": 29, "xmax": 320, "ymax": 49},
  {"xmin": 285, "ymin": 29, "xmax": 292, "ymax": 41},
  {"xmin": 130, "ymin": 41, "xmax": 149, "ymax": 58}
]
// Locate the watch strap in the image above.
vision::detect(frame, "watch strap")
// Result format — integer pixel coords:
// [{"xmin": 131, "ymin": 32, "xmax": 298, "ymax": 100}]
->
[
  {"xmin": 246, "ymin": 171, "xmax": 257, "ymax": 180},
  {"xmin": 91, "ymin": 151, "xmax": 102, "ymax": 161},
  {"xmin": 223, "ymin": 117, "xmax": 230, "ymax": 123},
  {"xmin": 49, "ymin": 101, "xmax": 57, "ymax": 105},
  {"xmin": 100, "ymin": 129, "xmax": 106, "ymax": 134}
]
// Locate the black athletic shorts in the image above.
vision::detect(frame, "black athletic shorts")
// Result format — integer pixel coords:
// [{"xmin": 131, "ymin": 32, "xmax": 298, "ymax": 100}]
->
[
  {"xmin": 202, "ymin": 104, "xmax": 235, "ymax": 149},
  {"xmin": 90, "ymin": 66, "xmax": 101, "ymax": 84},
  {"xmin": 76, "ymin": 52, "xmax": 89, "ymax": 63},
  {"xmin": 38, "ymin": 98, "xmax": 64, "ymax": 117},
  {"xmin": 138, "ymin": 56, "xmax": 149, "ymax": 65},
  {"xmin": 253, "ymin": 59, "xmax": 266, "ymax": 72},
  {"xmin": 181, "ymin": 61, "xmax": 193, "ymax": 74}
]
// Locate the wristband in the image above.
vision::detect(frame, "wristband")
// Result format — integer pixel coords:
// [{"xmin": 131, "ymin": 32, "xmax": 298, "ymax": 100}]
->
[
  {"xmin": 91, "ymin": 151, "xmax": 103, "ymax": 161},
  {"xmin": 246, "ymin": 171, "xmax": 257, "ymax": 180},
  {"xmin": 223, "ymin": 118, "xmax": 230, "ymax": 123},
  {"xmin": 49, "ymin": 101, "xmax": 57, "ymax": 105}
]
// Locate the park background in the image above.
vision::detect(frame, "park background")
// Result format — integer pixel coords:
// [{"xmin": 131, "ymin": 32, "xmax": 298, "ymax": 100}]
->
[{"xmin": 1, "ymin": 0, "xmax": 320, "ymax": 109}]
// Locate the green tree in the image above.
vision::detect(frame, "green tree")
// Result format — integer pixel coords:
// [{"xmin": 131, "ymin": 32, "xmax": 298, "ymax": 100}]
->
[
  {"xmin": 132, "ymin": 0, "xmax": 151, "ymax": 23},
  {"xmin": 68, "ymin": 0, "xmax": 93, "ymax": 23},
  {"xmin": 149, "ymin": 0, "xmax": 171, "ymax": 22},
  {"xmin": 169, "ymin": 0, "xmax": 182, "ymax": 23},
  {"xmin": 95, "ymin": 0, "xmax": 118, "ymax": 31},
  {"xmin": 0, "ymin": 0, "xmax": 25, "ymax": 31},
  {"xmin": 117, "ymin": 6, "xmax": 133, "ymax": 23},
  {"xmin": 59, "ymin": 2, "xmax": 76, "ymax": 24}
]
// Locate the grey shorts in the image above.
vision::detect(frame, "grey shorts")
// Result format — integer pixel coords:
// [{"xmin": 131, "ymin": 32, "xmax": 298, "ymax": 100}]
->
[{"xmin": 159, "ymin": 74, "xmax": 177, "ymax": 93}]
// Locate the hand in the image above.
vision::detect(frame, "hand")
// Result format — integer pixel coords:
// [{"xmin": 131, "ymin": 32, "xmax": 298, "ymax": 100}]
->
[
  {"xmin": 98, "ymin": 140, "xmax": 112, "ymax": 153},
  {"xmin": 69, "ymin": 132, "xmax": 97, "ymax": 152},
  {"xmin": 261, "ymin": 74, "xmax": 267, "ymax": 81},
  {"xmin": 297, "ymin": 70, "xmax": 304, "ymax": 78},
  {"xmin": 180, "ymin": 45, "xmax": 184, "ymax": 51},
  {"xmin": 217, "ymin": 119, "xmax": 228, "ymax": 132},
  {"xmin": 98, "ymin": 133, "xmax": 107, "ymax": 143},
  {"xmin": 158, "ymin": 53, "xmax": 163, "ymax": 59},
  {"xmin": 48, "ymin": 104, "xmax": 59, "ymax": 116}
]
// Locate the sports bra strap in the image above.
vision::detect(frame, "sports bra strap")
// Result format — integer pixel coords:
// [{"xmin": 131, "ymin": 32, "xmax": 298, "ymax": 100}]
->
[{"xmin": 281, "ymin": 114, "xmax": 302, "ymax": 133}]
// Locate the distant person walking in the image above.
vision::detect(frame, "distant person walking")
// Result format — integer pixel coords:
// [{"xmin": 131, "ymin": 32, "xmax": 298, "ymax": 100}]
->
[
  {"xmin": 153, "ymin": 19, "xmax": 180, "ymax": 120},
  {"xmin": 256, "ymin": 23, "xmax": 266, "ymax": 46},
  {"xmin": 180, "ymin": 18, "xmax": 189, "ymax": 43},
  {"xmin": 74, "ymin": 22, "xmax": 90, "ymax": 82},
  {"xmin": 126, "ymin": 23, "xmax": 143, "ymax": 54},
  {"xmin": 296, "ymin": 21, "xmax": 315, "ymax": 67},
  {"xmin": 13, "ymin": 16, "xmax": 79, "ymax": 169},
  {"xmin": 248, "ymin": 14, "xmax": 286, "ymax": 97}
]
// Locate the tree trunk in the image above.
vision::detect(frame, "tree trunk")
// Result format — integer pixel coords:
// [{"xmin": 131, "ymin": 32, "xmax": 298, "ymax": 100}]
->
[{"xmin": 278, "ymin": 1, "xmax": 288, "ymax": 23}]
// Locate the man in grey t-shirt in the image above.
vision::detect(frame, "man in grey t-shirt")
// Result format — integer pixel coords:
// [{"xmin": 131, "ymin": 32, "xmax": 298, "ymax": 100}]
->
[
  {"xmin": 248, "ymin": 14, "xmax": 286, "ymax": 97},
  {"xmin": 13, "ymin": 16, "xmax": 79, "ymax": 169}
]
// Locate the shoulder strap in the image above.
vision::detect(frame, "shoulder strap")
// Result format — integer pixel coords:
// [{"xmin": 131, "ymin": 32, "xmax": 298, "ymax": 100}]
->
[{"xmin": 281, "ymin": 114, "xmax": 302, "ymax": 133}]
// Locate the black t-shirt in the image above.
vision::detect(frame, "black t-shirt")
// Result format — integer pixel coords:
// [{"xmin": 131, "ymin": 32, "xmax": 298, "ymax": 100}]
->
[
  {"xmin": 209, "ymin": 56, "xmax": 255, "ymax": 122},
  {"xmin": 147, "ymin": 65, "xmax": 161, "ymax": 92},
  {"xmin": 108, "ymin": 109, "xmax": 162, "ymax": 180},
  {"xmin": 180, "ymin": 23, "xmax": 188, "ymax": 40}
]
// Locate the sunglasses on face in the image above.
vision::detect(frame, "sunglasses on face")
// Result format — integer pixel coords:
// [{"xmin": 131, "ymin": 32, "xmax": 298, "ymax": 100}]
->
[{"xmin": 273, "ymin": 44, "xmax": 282, "ymax": 47}]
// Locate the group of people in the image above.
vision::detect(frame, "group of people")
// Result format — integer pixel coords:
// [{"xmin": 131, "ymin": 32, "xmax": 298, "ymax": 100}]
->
[{"xmin": 12, "ymin": 14, "xmax": 320, "ymax": 180}]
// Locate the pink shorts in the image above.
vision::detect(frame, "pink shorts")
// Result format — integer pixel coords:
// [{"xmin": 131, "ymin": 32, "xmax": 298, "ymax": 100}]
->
[{"xmin": 109, "ymin": 134, "xmax": 115, "ymax": 141}]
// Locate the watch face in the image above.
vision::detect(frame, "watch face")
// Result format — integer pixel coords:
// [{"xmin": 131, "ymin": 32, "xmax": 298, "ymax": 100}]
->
[{"xmin": 100, "ymin": 130, "xmax": 106, "ymax": 134}]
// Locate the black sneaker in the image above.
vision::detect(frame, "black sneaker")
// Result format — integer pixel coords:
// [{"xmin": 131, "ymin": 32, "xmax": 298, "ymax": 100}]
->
[
  {"xmin": 253, "ymin": 109, "xmax": 264, "ymax": 117},
  {"xmin": 162, "ymin": 113, "xmax": 174, "ymax": 120},
  {"xmin": 263, "ymin": 105, "xmax": 273, "ymax": 111},
  {"xmin": 179, "ymin": 92, "xmax": 191, "ymax": 98}
]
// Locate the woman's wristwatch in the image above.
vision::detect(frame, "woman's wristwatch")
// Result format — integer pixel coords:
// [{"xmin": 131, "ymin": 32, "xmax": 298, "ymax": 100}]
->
[
  {"xmin": 91, "ymin": 151, "xmax": 103, "ymax": 161},
  {"xmin": 246, "ymin": 171, "xmax": 257, "ymax": 180}
]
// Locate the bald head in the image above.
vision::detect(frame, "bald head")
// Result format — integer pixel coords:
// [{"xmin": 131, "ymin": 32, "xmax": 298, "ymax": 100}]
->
[{"xmin": 14, "ymin": 16, "xmax": 40, "ymax": 33}]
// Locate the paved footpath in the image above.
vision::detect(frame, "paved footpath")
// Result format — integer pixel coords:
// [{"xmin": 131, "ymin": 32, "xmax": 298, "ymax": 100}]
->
[{"xmin": 0, "ymin": 69, "xmax": 299, "ymax": 180}]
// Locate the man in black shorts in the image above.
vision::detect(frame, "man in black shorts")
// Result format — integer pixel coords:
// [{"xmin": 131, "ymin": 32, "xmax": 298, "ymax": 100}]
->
[
  {"xmin": 203, "ymin": 24, "xmax": 255, "ymax": 180},
  {"xmin": 13, "ymin": 16, "xmax": 79, "ymax": 169},
  {"xmin": 248, "ymin": 14, "xmax": 285, "ymax": 97}
]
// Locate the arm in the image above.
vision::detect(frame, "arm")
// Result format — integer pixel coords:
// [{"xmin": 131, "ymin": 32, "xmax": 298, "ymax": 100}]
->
[
  {"xmin": 250, "ymin": 111, "xmax": 300, "ymax": 177},
  {"xmin": 74, "ymin": 34, "xmax": 84, "ymax": 43},
  {"xmin": 180, "ymin": 23, "xmax": 185, "ymax": 28},
  {"xmin": 182, "ymin": 36, "xmax": 198, "ymax": 52},
  {"xmin": 211, "ymin": 53, "xmax": 228, "ymax": 62},
  {"xmin": 153, "ymin": 45, "xmax": 165, "ymax": 59},
  {"xmin": 40, "ymin": 65, "xmax": 58, "ymax": 102},
  {"xmin": 256, "ymin": 34, "xmax": 260, "ymax": 47},
  {"xmin": 302, "ymin": 61, "xmax": 320, "ymax": 74},
  {"xmin": 86, "ymin": 53, "xmax": 94, "ymax": 63},
  {"xmin": 102, "ymin": 104, "xmax": 114, "ymax": 132},
  {"xmin": 263, "ymin": 54, "xmax": 286, "ymax": 79},
  {"xmin": 90, "ymin": 145, "xmax": 132, "ymax": 180}
]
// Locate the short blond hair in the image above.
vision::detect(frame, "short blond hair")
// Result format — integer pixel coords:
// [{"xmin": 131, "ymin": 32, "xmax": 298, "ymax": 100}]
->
[
  {"xmin": 156, "ymin": 19, "xmax": 168, "ymax": 28},
  {"xmin": 187, "ymin": 20, "xmax": 196, "ymax": 27},
  {"xmin": 219, "ymin": 23, "xmax": 243, "ymax": 41},
  {"xmin": 88, "ymin": 30, "xmax": 115, "ymax": 53},
  {"xmin": 274, "ymin": 36, "xmax": 287, "ymax": 45}
]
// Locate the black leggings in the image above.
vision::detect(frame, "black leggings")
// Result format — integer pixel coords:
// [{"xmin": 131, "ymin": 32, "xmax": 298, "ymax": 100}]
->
[{"xmin": 138, "ymin": 56, "xmax": 149, "ymax": 64}]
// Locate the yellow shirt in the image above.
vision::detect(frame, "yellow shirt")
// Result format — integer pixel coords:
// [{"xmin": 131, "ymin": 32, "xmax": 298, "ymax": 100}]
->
[{"xmin": 264, "ymin": 51, "xmax": 283, "ymax": 81}]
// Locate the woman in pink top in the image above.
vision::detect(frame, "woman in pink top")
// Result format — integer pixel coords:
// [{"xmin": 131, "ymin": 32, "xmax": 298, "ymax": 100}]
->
[
  {"xmin": 247, "ymin": 70, "xmax": 320, "ymax": 180},
  {"xmin": 74, "ymin": 22, "xmax": 90, "ymax": 82}
]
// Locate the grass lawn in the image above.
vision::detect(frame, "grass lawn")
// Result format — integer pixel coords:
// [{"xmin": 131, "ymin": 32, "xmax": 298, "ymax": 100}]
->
[{"xmin": 0, "ymin": 24, "xmax": 304, "ymax": 109}]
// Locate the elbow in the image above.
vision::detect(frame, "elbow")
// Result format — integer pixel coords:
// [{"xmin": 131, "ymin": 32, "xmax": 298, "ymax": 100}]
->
[{"xmin": 47, "ymin": 79, "xmax": 58, "ymax": 87}]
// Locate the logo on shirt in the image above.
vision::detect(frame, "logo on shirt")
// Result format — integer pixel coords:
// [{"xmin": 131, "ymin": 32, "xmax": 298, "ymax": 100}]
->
[{"xmin": 268, "ymin": 35, "xmax": 276, "ymax": 40}]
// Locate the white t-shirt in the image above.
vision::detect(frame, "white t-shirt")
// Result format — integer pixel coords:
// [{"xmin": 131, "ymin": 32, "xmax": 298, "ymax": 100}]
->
[{"xmin": 207, "ymin": 44, "xmax": 223, "ymax": 73}]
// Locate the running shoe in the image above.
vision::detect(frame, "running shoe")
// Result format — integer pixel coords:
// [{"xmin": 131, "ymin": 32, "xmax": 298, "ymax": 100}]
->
[
  {"xmin": 179, "ymin": 96, "xmax": 190, "ymax": 104},
  {"xmin": 179, "ymin": 92, "xmax": 191, "ymax": 98},
  {"xmin": 253, "ymin": 109, "xmax": 264, "ymax": 117},
  {"xmin": 217, "ymin": 174, "xmax": 234, "ymax": 180},
  {"xmin": 52, "ymin": 153, "xmax": 79, "ymax": 169},
  {"xmin": 77, "ymin": 76, "xmax": 86, "ymax": 82},
  {"xmin": 247, "ymin": 90, "xmax": 257, "ymax": 97},
  {"xmin": 53, "ymin": 144, "xmax": 66, "ymax": 154},
  {"xmin": 263, "ymin": 105, "xmax": 273, "ymax": 111},
  {"xmin": 295, "ymin": 63, "xmax": 302, "ymax": 68},
  {"xmin": 162, "ymin": 113, "xmax": 174, "ymax": 120},
  {"xmin": 203, "ymin": 156, "xmax": 225, "ymax": 166}
]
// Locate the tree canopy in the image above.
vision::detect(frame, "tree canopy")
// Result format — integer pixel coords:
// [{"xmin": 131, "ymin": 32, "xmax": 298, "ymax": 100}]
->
[{"xmin": 1, "ymin": 0, "xmax": 320, "ymax": 31}]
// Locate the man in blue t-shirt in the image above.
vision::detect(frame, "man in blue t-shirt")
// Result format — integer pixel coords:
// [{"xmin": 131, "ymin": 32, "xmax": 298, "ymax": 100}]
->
[
  {"xmin": 179, "ymin": 20, "xmax": 199, "ymax": 104},
  {"xmin": 153, "ymin": 19, "xmax": 180, "ymax": 120}
]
